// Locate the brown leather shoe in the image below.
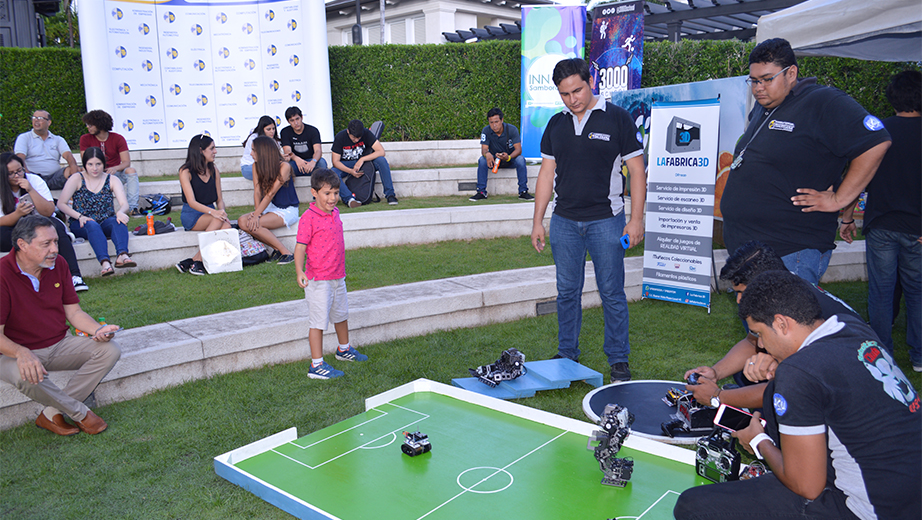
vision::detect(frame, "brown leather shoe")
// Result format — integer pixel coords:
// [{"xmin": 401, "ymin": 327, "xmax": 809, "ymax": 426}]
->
[
  {"xmin": 35, "ymin": 413, "xmax": 80, "ymax": 436},
  {"xmin": 75, "ymin": 410, "xmax": 108, "ymax": 434}
]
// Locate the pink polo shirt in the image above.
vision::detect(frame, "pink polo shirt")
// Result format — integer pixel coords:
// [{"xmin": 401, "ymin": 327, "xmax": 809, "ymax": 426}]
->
[{"xmin": 295, "ymin": 202, "xmax": 345, "ymax": 281}]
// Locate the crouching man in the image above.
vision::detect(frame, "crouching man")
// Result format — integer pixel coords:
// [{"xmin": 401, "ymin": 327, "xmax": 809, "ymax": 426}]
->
[
  {"xmin": 0, "ymin": 215, "xmax": 121, "ymax": 435},
  {"xmin": 675, "ymin": 270, "xmax": 920, "ymax": 520}
]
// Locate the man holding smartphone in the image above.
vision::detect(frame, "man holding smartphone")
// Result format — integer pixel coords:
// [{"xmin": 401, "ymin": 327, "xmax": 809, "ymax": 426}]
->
[
  {"xmin": 0, "ymin": 216, "xmax": 121, "ymax": 436},
  {"xmin": 675, "ymin": 270, "xmax": 920, "ymax": 519}
]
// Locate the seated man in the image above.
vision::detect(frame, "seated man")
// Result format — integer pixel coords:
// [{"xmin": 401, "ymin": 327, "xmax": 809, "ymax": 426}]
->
[
  {"xmin": 470, "ymin": 107, "xmax": 533, "ymax": 201},
  {"xmin": 675, "ymin": 270, "xmax": 920, "ymax": 519},
  {"xmin": 331, "ymin": 119, "xmax": 398, "ymax": 207},
  {"xmin": 79, "ymin": 109, "xmax": 141, "ymax": 216},
  {"xmin": 0, "ymin": 215, "xmax": 121, "ymax": 436},
  {"xmin": 684, "ymin": 241, "xmax": 858, "ymax": 409},
  {"xmin": 14, "ymin": 110, "xmax": 80, "ymax": 190},
  {"xmin": 280, "ymin": 106, "xmax": 327, "ymax": 177}
]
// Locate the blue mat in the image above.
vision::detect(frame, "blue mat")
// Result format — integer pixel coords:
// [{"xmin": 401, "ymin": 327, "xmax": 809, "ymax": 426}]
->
[{"xmin": 452, "ymin": 358, "xmax": 603, "ymax": 399}]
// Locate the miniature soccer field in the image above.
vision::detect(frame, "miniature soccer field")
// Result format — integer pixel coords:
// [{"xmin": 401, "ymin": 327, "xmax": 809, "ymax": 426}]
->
[{"xmin": 215, "ymin": 379, "xmax": 709, "ymax": 519}]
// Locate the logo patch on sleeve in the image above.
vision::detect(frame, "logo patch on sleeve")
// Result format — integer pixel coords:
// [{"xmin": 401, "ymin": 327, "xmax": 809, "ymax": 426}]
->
[
  {"xmin": 863, "ymin": 115, "xmax": 884, "ymax": 131},
  {"xmin": 859, "ymin": 340, "xmax": 919, "ymax": 412},
  {"xmin": 773, "ymin": 393, "xmax": 788, "ymax": 416},
  {"xmin": 588, "ymin": 132, "xmax": 610, "ymax": 141}
]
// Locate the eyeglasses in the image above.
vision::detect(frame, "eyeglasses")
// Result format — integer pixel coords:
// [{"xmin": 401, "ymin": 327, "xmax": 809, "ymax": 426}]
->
[
  {"xmin": 31, "ymin": 116, "xmax": 49, "ymax": 121},
  {"xmin": 745, "ymin": 66, "xmax": 792, "ymax": 87},
  {"xmin": 7, "ymin": 167, "xmax": 25, "ymax": 177}
]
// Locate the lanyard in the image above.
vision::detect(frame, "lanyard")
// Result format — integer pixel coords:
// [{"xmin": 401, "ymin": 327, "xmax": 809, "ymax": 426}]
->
[{"xmin": 731, "ymin": 106, "xmax": 778, "ymax": 170}]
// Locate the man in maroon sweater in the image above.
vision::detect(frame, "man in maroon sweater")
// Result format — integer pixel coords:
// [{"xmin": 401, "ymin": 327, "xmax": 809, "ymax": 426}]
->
[{"xmin": 0, "ymin": 215, "xmax": 121, "ymax": 435}]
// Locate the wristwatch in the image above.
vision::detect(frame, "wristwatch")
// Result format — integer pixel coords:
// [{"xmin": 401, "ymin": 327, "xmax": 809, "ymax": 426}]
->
[{"xmin": 710, "ymin": 388, "xmax": 721, "ymax": 408}]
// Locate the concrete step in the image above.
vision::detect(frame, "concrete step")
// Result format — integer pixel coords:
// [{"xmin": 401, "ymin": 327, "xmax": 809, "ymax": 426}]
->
[{"xmin": 0, "ymin": 240, "xmax": 870, "ymax": 430}]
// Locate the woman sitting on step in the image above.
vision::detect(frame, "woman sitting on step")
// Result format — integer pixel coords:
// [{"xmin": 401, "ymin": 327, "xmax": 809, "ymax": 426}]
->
[
  {"xmin": 237, "ymin": 136, "xmax": 298, "ymax": 265},
  {"xmin": 240, "ymin": 115, "xmax": 282, "ymax": 181},
  {"xmin": 56, "ymin": 147, "xmax": 135, "ymax": 277},
  {"xmin": 175, "ymin": 134, "xmax": 232, "ymax": 276}
]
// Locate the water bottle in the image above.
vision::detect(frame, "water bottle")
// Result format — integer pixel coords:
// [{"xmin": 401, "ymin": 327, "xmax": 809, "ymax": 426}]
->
[
  {"xmin": 147, "ymin": 213, "xmax": 155, "ymax": 235},
  {"xmin": 491, "ymin": 154, "xmax": 500, "ymax": 174}
]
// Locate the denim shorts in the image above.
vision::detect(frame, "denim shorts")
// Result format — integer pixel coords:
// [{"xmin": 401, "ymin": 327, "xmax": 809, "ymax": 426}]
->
[{"xmin": 180, "ymin": 203, "xmax": 215, "ymax": 230}]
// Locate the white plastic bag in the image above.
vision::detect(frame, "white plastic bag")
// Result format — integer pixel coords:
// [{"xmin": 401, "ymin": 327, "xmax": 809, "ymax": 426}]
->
[{"xmin": 197, "ymin": 228, "xmax": 242, "ymax": 274}]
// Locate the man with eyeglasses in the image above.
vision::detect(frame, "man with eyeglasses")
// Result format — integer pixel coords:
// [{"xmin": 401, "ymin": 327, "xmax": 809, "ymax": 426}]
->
[
  {"xmin": 14, "ymin": 110, "xmax": 80, "ymax": 191},
  {"xmin": 720, "ymin": 38, "xmax": 891, "ymax": 285}
]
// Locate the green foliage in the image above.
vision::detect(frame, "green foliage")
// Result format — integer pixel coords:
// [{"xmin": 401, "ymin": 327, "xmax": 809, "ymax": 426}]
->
[
  {"xmin": 2, "ymin": 40, "xmax": 918, "ymax": 150},
  {"xmin": 328, "ymin": 40, "xmax": 521, "ymax": 141},
  {"xmin": 0, "ymin": 48, "xmax": 85, "ymax": 150},
  {"xmin": 42, "ymin": 1, "xmax": 80, "ymax": 48}
]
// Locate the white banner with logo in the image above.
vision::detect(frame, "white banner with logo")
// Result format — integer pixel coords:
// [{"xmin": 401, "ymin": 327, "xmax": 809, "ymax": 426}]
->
[
  {"xmin": 80, "ymin": 0, "xmax": 332, "ymax": 151},
  {"xmin": 643, "ymin": 99, "xmax": 720, "ymax": 310}
]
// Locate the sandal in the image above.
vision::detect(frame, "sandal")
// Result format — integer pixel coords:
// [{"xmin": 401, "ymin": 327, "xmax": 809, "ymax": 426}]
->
[
  {"xmin": 115, "ymin": 254, "xmax": 137, "ymax": 268},
  {"xmin": 101, "ymin": 262, "xmax": 114, "ymax": 276}
]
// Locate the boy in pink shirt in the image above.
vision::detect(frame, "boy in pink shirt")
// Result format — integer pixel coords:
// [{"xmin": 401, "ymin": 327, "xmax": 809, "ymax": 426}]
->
[{"xmin": 294, "ymin": 169, "xmax": 367, "ymax": 379}]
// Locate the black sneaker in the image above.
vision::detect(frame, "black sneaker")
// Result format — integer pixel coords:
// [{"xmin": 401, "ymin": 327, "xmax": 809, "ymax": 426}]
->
[
  {"xmin": 276, "ymin": 254, "xmax": 294, "ymax": 265},
  {"xmin": 268, "ymin": 250, "xmax": 282, "ymax": 262},
  {"xmin": 610, "ymin": 362, "xmax": 631, "ymax": 383},
  {"xmin": 519, "ymin": 192, "xmax": 535, "ymax": 200},
  {"xmin": 72, "ymin": 275, "xmax": 89, "ymax": 292},
  {"xmin": 189, "ymin": 261, "xmax": 207, "ymax": 275},
  {"xmin": 551, "ymin": 353, "xmax": 579, "ymax": 363},
  {"xmin": 386, "ymin": 195, "xmax": 399, "ymax": 205},
  {"xmin": 469, "ymin": 191, "xmax": 488, "ymax": 202},
  {"xmin": 176, "ymin": 258, "xmax": 194, "ymax": 273}
]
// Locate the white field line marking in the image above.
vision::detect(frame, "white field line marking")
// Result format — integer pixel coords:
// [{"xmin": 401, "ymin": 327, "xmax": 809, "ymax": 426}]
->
[
  {"xmin": 615, "ymin": 490, "xmax": 682, "ymax": 520},
  {"xmin": 271, "ymin": 403, "xmax": 430, "ymax": 470},
  {"xmin": 416, "ymin": 430, "xmax": 569, "ymax": 520}
]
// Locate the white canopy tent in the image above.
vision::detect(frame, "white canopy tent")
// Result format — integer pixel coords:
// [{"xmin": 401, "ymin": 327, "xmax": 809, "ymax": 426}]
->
[{"xmin": 756, "ymin": 0, "xmax": 922, "ymax": 62}]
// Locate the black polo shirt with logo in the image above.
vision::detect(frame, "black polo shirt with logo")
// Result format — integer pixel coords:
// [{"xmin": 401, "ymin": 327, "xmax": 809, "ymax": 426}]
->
[
  {"xmin": 721, "ymin": 78, "xmax": 891, "ymax": 257},
  {"xmin": 540, "ymin": 101, "xmax": 643, "ymax": 222}
]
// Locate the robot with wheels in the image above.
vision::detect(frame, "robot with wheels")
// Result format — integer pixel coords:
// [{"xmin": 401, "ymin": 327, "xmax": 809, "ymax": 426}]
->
[
  {"xmin": 469, "ymin": 348, "xmax": 526, "ymax": 387},
  {"xmin": 587, "ymin": 403, "xmax": 635, "ymax": 487},
  {"xmin": 401, "ymin": 430, "xmax": 431, "ymax": 457}
]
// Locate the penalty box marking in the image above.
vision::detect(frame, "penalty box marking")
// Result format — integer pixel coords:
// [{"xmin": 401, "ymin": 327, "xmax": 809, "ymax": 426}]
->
[
  {"xmin": 271, "ymin": 403, "xmax": 429, "ymax": 470},
  {"xmin": 614, "ymin": 490, "xmax": 682, "ymax": 520}
]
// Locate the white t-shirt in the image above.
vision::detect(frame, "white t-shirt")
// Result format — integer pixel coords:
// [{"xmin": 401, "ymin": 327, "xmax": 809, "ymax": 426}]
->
[
  {"xmin": 240, "ymin": 133, "xmax": 283, "ymax": 168},
  {"xmin": 0, "ymin": 173, "xmax": 52, "ymax": 218}
]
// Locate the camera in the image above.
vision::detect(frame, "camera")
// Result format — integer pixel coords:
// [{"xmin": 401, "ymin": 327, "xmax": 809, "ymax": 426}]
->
[{"xmin": 695, "ymin": 428, "xmax": 740, "ymax": 483}]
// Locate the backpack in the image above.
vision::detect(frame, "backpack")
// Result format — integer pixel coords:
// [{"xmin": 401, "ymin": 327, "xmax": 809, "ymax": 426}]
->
[
  {"xmin": 343, "ymin": 161, "xmax": 379, "ymax": 205},
  {"xmin": 139, "ymin": 193, "xmax": 172, "ymax": 215},
  {"xmin": 238, "ymin": 229, "xmax": 270, "ymax": 266}
]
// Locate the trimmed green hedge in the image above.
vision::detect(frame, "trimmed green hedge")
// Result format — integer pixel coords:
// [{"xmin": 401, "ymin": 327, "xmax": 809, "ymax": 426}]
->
[
  {"xmin": 0, "ymin": 47, "xmax": 86, "ymax": 151},
  {"xmin": 0, "ymin": 41, "xmax": 917, "ymax": 149}
]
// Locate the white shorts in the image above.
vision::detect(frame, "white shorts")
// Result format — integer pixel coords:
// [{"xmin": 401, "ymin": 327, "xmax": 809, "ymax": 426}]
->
[
  {"xmin": 306, "ymin": 278, "xmax": 349, "ymax": 330},
  {"xmin": 263, "ymin": 202, "xmax": 300, "ymax": 228}
]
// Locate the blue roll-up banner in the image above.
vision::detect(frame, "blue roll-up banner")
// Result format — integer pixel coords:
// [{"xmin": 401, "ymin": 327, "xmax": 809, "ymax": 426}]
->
[
  {"xmin": 643, "ymin": 99, "xmax": 721, "ymax": 310},
  {"xmin": 519, "ymin": 6, "xmax": 586, "ymax": 160},
  {"xmin": 588, "ymin": 0, "xmax": 644, "ymax": 99}
]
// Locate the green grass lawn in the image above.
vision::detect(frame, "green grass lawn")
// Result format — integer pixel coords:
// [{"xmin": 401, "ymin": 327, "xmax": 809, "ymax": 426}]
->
[{"xmin": 1, "ymin": 278, "xmax": 917, "ymax": 519}]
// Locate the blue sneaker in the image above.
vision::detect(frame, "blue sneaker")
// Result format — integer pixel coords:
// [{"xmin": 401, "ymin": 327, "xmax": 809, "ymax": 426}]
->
[
  {"xmin": 308, "ymin": 361, "xmax": 344, "ymax": 380},
  {"xmin": 335, "ymin": 346, "xmax": 368, "ymax": 362}
]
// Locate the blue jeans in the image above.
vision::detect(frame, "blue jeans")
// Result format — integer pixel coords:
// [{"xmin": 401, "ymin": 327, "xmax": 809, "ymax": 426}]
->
[
  {"xmin": 549, "ymin": 212, "xmax": 629, "ymax": 366},
  {"xmin": 112, "ymin": 170, "xmax": 139, "ymax": 211},
  {"xmin": 476, "ymin": 155, "xmax": 529, "ymax": 194},
  {"xmin": 866, "ymin": 228, "xmax": 921, "ymax": 366},
  {"xmin": 333, "ymin": 157, "xmax": 395, "ymax": 203},
  {"xmin": 69, "ymin": 215, "xmax": 129, "ymax": 263},
  {"xmin": 781, "ymin": 248, "xmax": 832, "ymax": 285},
  {"xmin": 287, "ymin": 157, "xmax": 328, "ymax": 178}
]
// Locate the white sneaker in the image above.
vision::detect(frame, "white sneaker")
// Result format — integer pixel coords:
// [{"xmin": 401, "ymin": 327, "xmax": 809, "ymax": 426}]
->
[
  {"xmin": 348, "ymin": 198, "xmax": 361, "ymax": 208},
  {"xmin": 72, "ymin": 275, "xmax": 88, "ymax": 292}
]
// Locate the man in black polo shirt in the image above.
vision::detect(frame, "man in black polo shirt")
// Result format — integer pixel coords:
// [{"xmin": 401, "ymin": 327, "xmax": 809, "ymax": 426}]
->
[
  {"xmin": 470, "ymin": 107, "xmax": 533, "ymax": 201},
  {"xmin": 331, "ymin": 119, "xmax": 398, "ymax": 206},
  {"xmin": 280, "ymin": 106, "xmax": 327, "ymax": 177},
  {"xmin": 531, "ymin": 58, "xmax": 646, "ymax": 383},
  {"xmin": 720, "ymin": 38, "xmax": 891, "ymax": 285}
]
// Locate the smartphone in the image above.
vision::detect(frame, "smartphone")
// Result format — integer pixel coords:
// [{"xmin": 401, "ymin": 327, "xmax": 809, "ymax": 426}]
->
[
  {"xmin": 104, "ymin": 327, "xmax": 125, "ymax": 337},
  {"xmin": 713, "ymin": 404, "xmax": 765, "ymax": 432}
]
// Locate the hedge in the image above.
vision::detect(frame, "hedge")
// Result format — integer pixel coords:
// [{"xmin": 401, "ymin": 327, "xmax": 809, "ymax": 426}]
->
[{"xmin": 0, "ymin": 41, "xmax": 917, "ymax": 149}]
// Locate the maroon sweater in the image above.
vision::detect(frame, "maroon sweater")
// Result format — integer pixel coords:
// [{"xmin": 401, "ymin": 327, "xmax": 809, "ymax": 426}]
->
[{"xmin": 1, "ymin": 253, "xmax": 78, "ymax": 350}]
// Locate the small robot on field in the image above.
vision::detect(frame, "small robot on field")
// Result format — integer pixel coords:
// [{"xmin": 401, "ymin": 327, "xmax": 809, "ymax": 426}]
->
[
  {"xmin": 469, "ymin": 348, "xmax": 526, "ymax": 387},
  {"xmin": 587, "ymin": 403, "xmax": 635, "ymax": 487},
  {"xmin": 401, "ymin": 430, "xmax": 431, "ymax": 457},
  {"xmin": 661, "ymin": 374, "xmax": 717, "ymax": 438}
]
